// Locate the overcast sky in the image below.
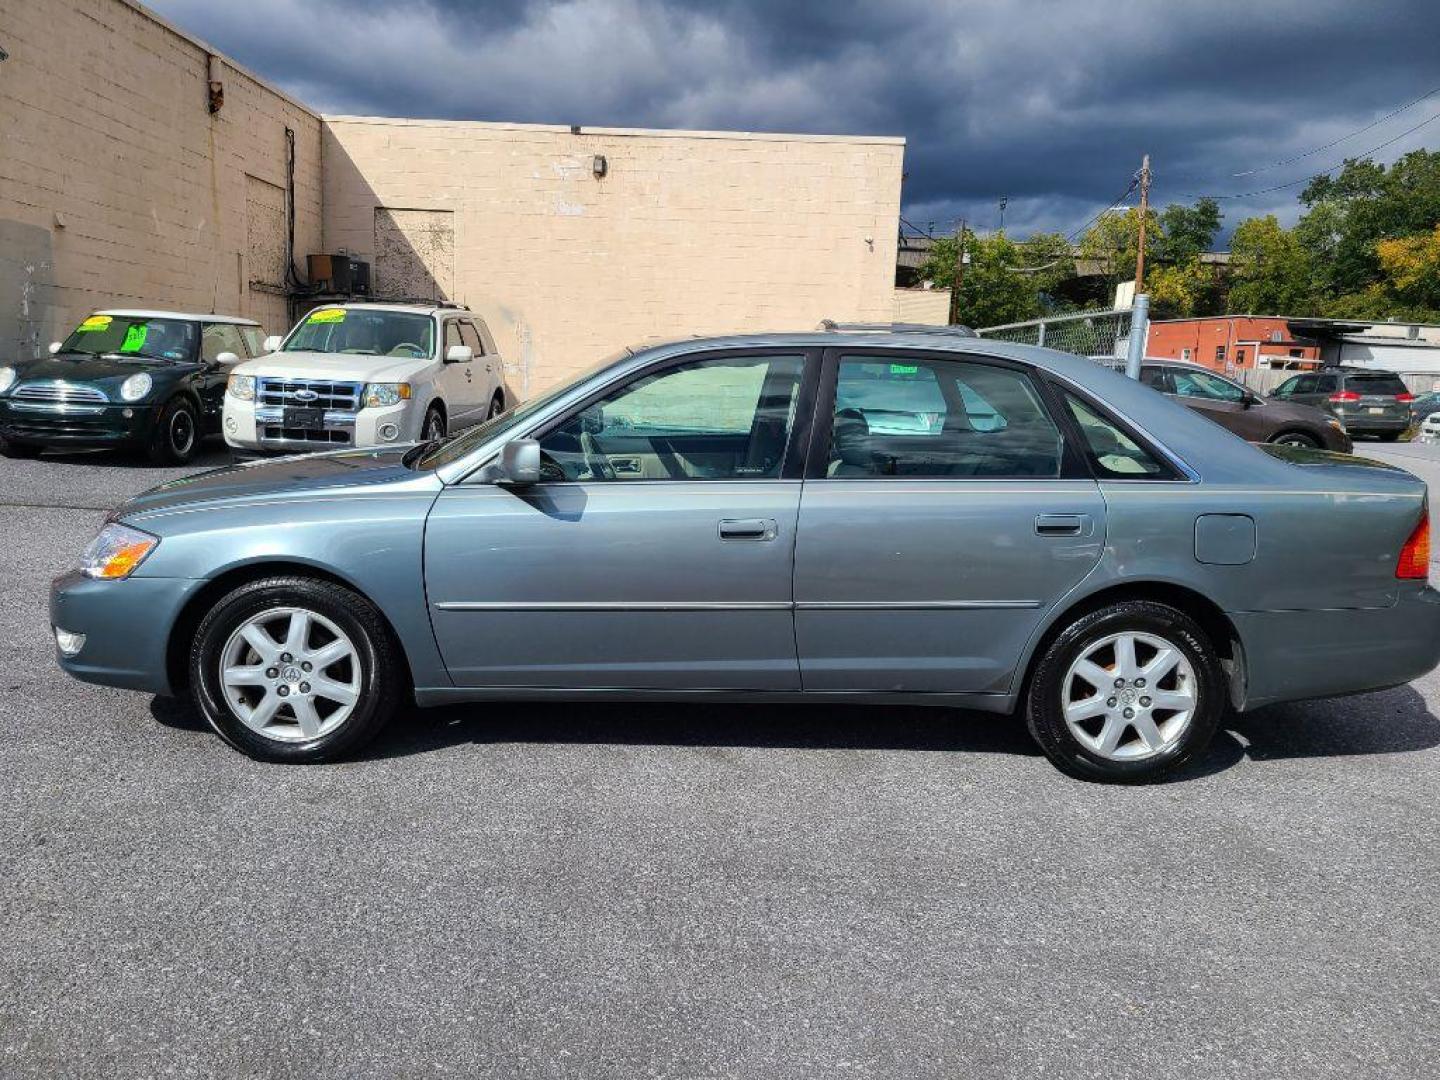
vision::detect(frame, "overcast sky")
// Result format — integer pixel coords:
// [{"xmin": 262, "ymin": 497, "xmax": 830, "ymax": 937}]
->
[{"xmin": 152, "ymin": 0, "xmax": 1440, "ymax": 244}]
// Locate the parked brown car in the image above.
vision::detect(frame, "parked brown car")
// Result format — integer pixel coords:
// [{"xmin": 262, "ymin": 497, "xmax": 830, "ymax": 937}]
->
[{"xmin": 1115, "ymin": 360, "xmax": 1352, "ymax": 452}]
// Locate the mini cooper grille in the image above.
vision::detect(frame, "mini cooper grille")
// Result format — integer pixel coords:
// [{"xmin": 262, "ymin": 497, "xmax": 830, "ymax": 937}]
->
[
  {"xmin": 12, "ymin": 381, "xmax": 109, "ymax": 404},
  {"xmin": 257, "ymin": 378, "xmax": 362, "ymax": 412}
]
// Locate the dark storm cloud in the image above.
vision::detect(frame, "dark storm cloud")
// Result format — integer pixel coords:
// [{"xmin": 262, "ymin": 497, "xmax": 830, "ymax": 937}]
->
[{"xmin": 151, "ymin": 0, "xmax": 1440, "ymax": 239}]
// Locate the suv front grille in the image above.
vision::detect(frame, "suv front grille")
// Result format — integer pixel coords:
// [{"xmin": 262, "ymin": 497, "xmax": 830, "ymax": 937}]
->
[{"xmin": 256, "ymin": 378, "xmax": 362, "ymax": 412}]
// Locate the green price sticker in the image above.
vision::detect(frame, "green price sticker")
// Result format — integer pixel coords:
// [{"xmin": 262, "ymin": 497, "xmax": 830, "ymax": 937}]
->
[
  {"xmin": 890, "ymin": 363, "xmax": 919, "ymax": 376},
  {"xmin": 119, "ymin": 324, "xmax": 149, "ymax": 353},
  {"xmin": 76, "ymin": 315, "xmax": 112, "ymax": 333},
  {"xmin": 308, "ymin": 308, "xmax": 346, "ymax": 324}
]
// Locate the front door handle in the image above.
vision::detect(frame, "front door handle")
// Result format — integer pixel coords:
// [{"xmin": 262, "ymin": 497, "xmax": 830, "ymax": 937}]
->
[
  {"xmin": 719, "ymin": 518, "xmax": 778, "ymax": 542},
  {"xmin": 1035, "ymin": 513, "xmax": 1089, "ymax": 537}
]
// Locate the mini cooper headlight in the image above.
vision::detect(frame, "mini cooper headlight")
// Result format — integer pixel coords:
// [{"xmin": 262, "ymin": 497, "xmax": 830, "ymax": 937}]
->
[
  {"xmin": 80, "ymin": 523, "xmax": 159, "ymax": 580},
  {"xmin": 363, "ymin": 382, "xmax": 412, "ymax": 408},
  {"xmin": 227, "ymin": 374, "xmax": 256, "ymax": 401},
  {"xmin": 0, "ymin": 366, "xmax": 16, "ymax": 394},
  {"xmin": 119, "ymin": 372, "xmax": 153, "ymax": 402}
]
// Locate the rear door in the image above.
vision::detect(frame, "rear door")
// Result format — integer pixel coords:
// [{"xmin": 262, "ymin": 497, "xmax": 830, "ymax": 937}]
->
[
  {"xmin": 437, "ymin": 318, "xmax": 485, "ymax": 429},
  {"xmin": 458, "ymin": 320, "xmax": 498, "ymax": 413},
  {"xmin": 1345, "ymin": 371, "xmax": 1411, "ymax": 427},
  {"xmin": 792, "ymin": 350, "xmax": 1107, "ymax": 695}
]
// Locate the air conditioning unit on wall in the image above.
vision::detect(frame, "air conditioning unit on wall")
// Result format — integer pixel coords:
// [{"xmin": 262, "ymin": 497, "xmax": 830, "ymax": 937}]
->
[{"xmin": 307, "ymin": 254, "xmax": 370, "ymax": 296}]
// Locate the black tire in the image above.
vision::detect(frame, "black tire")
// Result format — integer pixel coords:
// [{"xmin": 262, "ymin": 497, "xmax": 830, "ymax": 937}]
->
[
  {"xmin": 486, "ymin": 391, "xmax": 505, "ymax": 419},
  {"xmin": 422, "ymin": 404, "xmax": 447, "ymax": 441},
  {"xmin": 189, "ymin": 575, "xmax": 404, "ymax": 763},
  {"xmin": 149, "ymin": 396, "xmax": 201, "ymax": 465},
  {"xmin": 1, "ymin": 438, "xmax": 41, "ymax": 459},
  {"xmin": 1024, "ymin": 600, "xmax": 1225, "ymax": 783},
  {"xmin": 1269, "ymin": 430, "xmax": 1318, "ymax": 449}
]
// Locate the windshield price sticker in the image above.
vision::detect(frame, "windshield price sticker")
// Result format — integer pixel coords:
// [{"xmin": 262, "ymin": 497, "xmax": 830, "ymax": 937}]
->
[
  {"xmin": 308, "ymin": 309, "xmax": 346, "ymax": 324},
  {"xmin": 76, "ymin": 315, "xmax": 112, "ymax": 333},
  {"xmin": 120, "ymin": 324, "xmax": 149, "ymax": 353}
]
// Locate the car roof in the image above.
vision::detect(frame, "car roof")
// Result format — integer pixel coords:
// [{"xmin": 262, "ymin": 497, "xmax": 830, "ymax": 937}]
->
[
  {"xmin": 307, "ymin": 302, "xmax": 467, "ymax": 316},
  {"xmin": 96, "ymin": 310, "xmax": 261, "ymax": 326}
]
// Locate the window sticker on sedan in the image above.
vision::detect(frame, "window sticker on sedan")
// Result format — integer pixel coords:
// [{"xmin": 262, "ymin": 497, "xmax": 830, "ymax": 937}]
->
[
  {"xmin": 76, "ymin": 315, "xmax": 112, "ymax": 333},
  {"xmin": 889, "ymin": 364, "xmax": 919, "ymax": 376},
  {"xmin": 307, "ymin": 308, "xmax": 346, "ymax": 324},
  {"xmin": 119, "ymin": 324, "xmax": 149, "ymax": 353}
]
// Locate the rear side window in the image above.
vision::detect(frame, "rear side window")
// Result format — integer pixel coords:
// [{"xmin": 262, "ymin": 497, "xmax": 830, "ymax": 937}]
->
[
  {"xmin": 1064, "ymin": 394, "xmax": 1169, "ymax": 479},
  {"xmin": 1345, "ymin": 372, "xmax": 1407, "ymax": 395},
  {"xmin": 459, "ymin": 321, "xmax": 485, "ymax": 356},
  {"xmin": 827, "ymin": 356, "xmax": 1062, "ymax": 478}
]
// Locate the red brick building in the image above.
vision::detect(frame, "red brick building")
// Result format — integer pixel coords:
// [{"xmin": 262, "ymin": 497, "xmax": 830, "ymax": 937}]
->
[{"xmin": 1146, "ymin": 317, "xmax": 1321, "ymax": 373}]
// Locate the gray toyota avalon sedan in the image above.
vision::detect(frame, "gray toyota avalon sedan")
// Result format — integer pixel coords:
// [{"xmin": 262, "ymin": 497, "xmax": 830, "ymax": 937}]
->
[{"xmin": 51, "ymin": 329, "xmax": 1439, "ymax": 782}]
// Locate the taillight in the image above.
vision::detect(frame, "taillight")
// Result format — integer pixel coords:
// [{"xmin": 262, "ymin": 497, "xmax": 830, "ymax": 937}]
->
[
  {"xmin": 1397, "ymin": 509, "xmax": 1431, "ymax": 580},
  {"xmin": 1396, "ymin": 392, "xmax": 1415, "ymax": 403},
  {"xmin": 1329, "ymin": 390, "xmax": 1361, "ymax": 403}
]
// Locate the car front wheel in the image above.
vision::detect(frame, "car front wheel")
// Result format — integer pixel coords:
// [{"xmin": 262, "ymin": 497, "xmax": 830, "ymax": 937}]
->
[
  {"xmin": 189, "ymin": 576, "xmax": 403, "ymax": 762},
  {"xmin": 1024, "ymin": 600, "xmax": 1225, "ymax": 783},
  {"xmin": 422, "ymin": 404, "xmax": 447, "ymax": 442},
  {"xmin": 149, "ymin": 396, "xmax": 201, "ymax": 465},
  {"xmin": 1270, "ymin": 430, "xmax": 1318, "ymax": 449}
]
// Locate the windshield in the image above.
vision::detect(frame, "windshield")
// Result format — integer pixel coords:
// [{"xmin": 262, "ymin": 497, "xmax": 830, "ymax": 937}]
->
[
  {"xmin": 415, "ymin": 349, "xmax": 633, "ymax": 470},
  {"xmin": 57, "ymin": 314, "xmax": 197, "ymax": 363},
  {"xmin": 283, "ymin": 308, "xmax": 435, "ymax": 359}
]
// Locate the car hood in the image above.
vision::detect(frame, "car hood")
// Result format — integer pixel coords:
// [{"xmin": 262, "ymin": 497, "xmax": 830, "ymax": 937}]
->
[
  {"xmin": 10, "ymin": 353, "xmax": 192, "ymax": 389},
  {"xmin": 232, "ymin": 352, "xmax": 425, "ymax": 383},
  {"xmin": 117, "ymin": 446, "xmax": 440, "ymax": 522}
]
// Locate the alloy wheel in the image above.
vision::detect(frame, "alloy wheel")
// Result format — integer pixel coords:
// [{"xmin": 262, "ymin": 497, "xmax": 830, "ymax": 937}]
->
[
  {"xmin": 218, "ymin": 606, "xmax": 361, "ymax": 741},
  {"xmin": 171, "ymin": 409, "xmax": 195, "ymax": 455},
  {"xmin": 1061, "ymin": 631, "xmax": 1197, "ymax": 761}
]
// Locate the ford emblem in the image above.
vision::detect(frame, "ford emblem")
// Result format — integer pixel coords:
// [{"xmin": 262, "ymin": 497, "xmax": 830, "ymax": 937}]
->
[{"xmin": 293, "ymin": 389, "xmax": 319, "ymax": 402}]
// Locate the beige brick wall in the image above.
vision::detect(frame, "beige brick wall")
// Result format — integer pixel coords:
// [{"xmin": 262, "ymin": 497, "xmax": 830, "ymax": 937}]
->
[
  {"xmin": 892, "ymin": 287, "xmax": 951, "ymax": 326},
  {"xmin": 323, "ymin": 118, "xmax": 903, "ymax": 393},
  {"xmin": 0, "ymin": 0, "xmax": 322, "ymax": 355}
]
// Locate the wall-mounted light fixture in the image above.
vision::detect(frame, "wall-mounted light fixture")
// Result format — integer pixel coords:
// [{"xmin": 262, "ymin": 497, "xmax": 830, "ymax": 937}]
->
[
  {"xmin": 592, "ymin": 154, "xmax": 608, "ymax": 179},
  {"xmin": 0, "ymin": 44, "xmax": 10, "ymax": 62}
]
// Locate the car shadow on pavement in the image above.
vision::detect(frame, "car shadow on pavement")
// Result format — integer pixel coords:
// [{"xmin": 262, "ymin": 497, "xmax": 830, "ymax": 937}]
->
[{"xmin": 148, "ymin": 684, "xmax": 1440, "ymax": 781}]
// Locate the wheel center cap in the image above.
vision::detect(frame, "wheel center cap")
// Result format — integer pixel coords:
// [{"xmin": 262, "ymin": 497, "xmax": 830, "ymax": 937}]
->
[
  {"xmin": 1119, "ymin": 688, "xmax": 1138, "ymax": 706},
  {"xmin": 280, "ymin": 665, "xmax": 302, "ymax": 683}
]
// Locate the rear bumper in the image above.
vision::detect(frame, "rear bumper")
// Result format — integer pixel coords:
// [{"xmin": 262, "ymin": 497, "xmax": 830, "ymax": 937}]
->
[
  {"xmin": 1333, "ymin": 412, "xmax": 1410, "ymax": 435},
  {"xmin": 49, "ymin": 571, "xmax": 203, "ymax": 696},
  {"xmin": 0, "ymin": 401, "xmax": 159, "ymax": 447},
  {"xmin": 1234, "ymin": 586, "xmax": 1440, "ymax": 709}
]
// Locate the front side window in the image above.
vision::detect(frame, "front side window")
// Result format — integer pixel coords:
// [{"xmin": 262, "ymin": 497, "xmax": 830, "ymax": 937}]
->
[
  {"xmin": 57, "ymin": 314, "xmax": 197, "ymax": 363},
  {"xmin": 827, "ymin": 356, "xmax": 1062, "ymax": 478},
  {"xmin": 1170, "ymin": 369, "xmax": 1246, "ymax": 402},
  {"xmin": 538, "ymin": 354, "xmax": 804, "ymax": 481},
  {"xmin": 283, "ymin": 308, "xmax": 435, "ymax": 359},
  {"xmin": 1065, "ymin": 394, "xmax": 1168, "ymax": 479}
]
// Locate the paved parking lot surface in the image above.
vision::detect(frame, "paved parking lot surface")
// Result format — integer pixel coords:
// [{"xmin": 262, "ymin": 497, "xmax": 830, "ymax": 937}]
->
[{"xmin": 3, "ymin": 440, "xmax": 1439, "ymax": 1078}]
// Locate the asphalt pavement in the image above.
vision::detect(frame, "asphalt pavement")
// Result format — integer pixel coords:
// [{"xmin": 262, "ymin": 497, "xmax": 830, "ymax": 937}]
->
[{"xmin": 2, "ymin": 437, "xmax": 1439, "ymax": 1079}]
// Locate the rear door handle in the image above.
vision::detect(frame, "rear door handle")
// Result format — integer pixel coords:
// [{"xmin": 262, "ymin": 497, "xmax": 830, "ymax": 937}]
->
[
  {"xmin": 719, "ymin": 518, "xmax": 778, "ymax": 542},
  {"xmin": 1035, "ymin": 513, "xmax": 1089, "ymax": 537}
]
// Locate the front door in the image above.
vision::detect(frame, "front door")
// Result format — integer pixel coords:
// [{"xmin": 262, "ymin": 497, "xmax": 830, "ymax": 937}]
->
[
  {"xmin": 1164, "ymin": 365, "xmax": 1268, "ymax": 440},
  {"xmin": 424, "ymin": 349, "xmax": 814, "ymax": 689},
  {"xmin": 199, "ymin": 323, "xmax": 250, "ymax": 432},
  {"xmin": 793, "ymin": 350, "xmax": 1108, "ymax": 695}
]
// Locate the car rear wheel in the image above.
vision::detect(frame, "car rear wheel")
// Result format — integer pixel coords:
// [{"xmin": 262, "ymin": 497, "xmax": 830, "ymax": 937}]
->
[
  {"xmin": 1270, "ymin": 430, "xmax": 1318, "ymax": 449},
  {"xmin": 1025, "ymin": 600, "xmax": 1225, "ymax": 783},
  {"xmin": 190, "ymin": 576, "xmax": 403, "ymax": 763},
  {"xmin": 149, "ymin": 396, "xmax": 201, "ymax": 465}
]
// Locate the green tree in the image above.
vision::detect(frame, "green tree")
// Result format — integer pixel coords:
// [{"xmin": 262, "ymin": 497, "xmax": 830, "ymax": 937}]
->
[
  {"xmin": 1154, "ymin": 198, "xmax": 1222, "ymax": 264},
  {"xmin": 1227, "ymin": 215, "xmax": 1315, "ymax": 314},
  {"xmin": 1078, "ymin": 206, "xmax": 1163, "ymax": 292},
  {"xmin": 919, "ymin": 229, "xmax": 1075, "ymax": 327}
]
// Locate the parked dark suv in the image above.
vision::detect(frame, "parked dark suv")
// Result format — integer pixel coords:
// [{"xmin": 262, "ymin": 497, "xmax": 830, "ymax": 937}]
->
[
  {"xmin": 1271, "ymin": 367, "xmax": 1414, "ymax": 441},
  {"xmin": 1111, "ymin": 360, "xmax": 1352, "ymax": 451}
]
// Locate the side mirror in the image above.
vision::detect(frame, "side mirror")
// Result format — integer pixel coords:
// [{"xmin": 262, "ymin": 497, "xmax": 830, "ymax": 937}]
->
[
  {"xmin": 214, "ymin": 351, "xmax": 239, "ymax": 367},
  {"xmin": 1243, "ymin": 392, "xmax": 1261, "ymax": 408},
  {"xmin": 263, "ymin": 335, "xmax": 283, "ymax": 353},
  {"xmin": 48, "ymin": 342, "xmax": 62, "ymax": 355},
  {"xmin": 482, "ymin": 439, "xmax": 541, "ymax": 486},
  {"xmin": 445, "ymin": 344, "xmax": 473, "ymax": 364}
]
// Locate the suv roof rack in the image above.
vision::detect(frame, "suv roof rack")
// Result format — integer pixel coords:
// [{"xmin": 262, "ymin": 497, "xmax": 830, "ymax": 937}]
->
[{"xmin": 818, "ymin": 320, "xmax": 978, "ymax": 338}]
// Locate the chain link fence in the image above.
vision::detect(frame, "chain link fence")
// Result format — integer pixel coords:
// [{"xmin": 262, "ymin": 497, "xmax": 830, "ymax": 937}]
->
[{"xmin": 975, "ymin": 309, "xmax": 1133, "ymax": 359}]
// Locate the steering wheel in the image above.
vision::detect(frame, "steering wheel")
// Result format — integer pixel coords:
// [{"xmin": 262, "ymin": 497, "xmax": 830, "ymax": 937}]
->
[
  {"xmin": 388, "ymin": 342, "xmax": 426, "ymax": 357},
  {"xmin": 580, "ymin": 431, "xmax": 617, "ymax": 480}
]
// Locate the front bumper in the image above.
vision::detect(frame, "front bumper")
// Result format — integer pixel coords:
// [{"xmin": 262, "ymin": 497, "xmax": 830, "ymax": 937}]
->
[
  {"xmin": 223, "ymin": 397, "xmax": 419, "ymax": 454},
  {"xmin": 0, "ymin": 400, "xmax": 159, "ymax": 448},
  {"xmin": 50, "ymin": 571, "xmax": 204, "ymax": 696},
  {"xmin": 1233, "ymin": 585, "xmax": 1440, "ymax": 709}
]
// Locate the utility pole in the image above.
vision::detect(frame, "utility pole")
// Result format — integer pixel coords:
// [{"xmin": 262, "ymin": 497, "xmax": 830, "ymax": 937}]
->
[
  {"xmin": 1132, "ymin": 153, "xmax": 1151, "ymax": 293},
  {"xmin": 949, "ymin": 219, "xmax": 967, "ymax": 326}
]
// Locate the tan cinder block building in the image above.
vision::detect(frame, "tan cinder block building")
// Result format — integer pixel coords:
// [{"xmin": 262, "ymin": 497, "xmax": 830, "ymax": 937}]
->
[{"xmin": 1, "ymin": 0, "xmax": 904, "ymax": 396}]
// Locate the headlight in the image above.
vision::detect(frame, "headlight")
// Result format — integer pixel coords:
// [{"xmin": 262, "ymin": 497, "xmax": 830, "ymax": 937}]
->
[
  {"xmin": 227, "ymin": 374, "xmax": 256, "ymax": 401},
  {"xmin": 363, "ymin": 383, "xmax": 412, "ymax": 408},
  {"xmin": 0, "ymin": 366, "xmax": 15, "ymax": 394},
  {"xmin": 119, "ymin": 372, "xmax": 153, "ymax": 402},
  {"xmin": 80, "ymin": 523, "xmax": 158, "ymax": 580}
]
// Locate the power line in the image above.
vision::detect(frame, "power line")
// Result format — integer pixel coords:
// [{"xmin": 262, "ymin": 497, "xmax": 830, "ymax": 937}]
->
[
  {"xmin": 1167, "ymin": 108, "xmax": 1440, "ymax": 201},
  {"xmin": 1064, "ymin": 176, "xmax": 1140, "ymax": 243},
  {"xmin": 1232, "ymin": 82, "xmax": 1440, "ymax": 177}
]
